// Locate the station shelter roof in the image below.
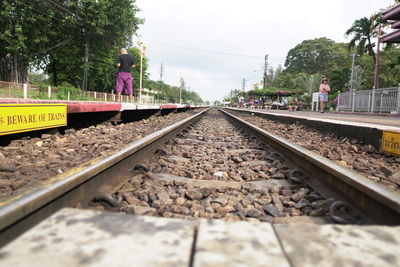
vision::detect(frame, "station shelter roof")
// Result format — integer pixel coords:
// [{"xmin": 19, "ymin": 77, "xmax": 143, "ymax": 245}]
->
[{"xmin": 381, "ymin": 4, "xmax": 400, "ymax": 43}]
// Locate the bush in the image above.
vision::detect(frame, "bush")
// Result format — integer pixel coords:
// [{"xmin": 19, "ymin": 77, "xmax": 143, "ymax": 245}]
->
[{"xmin": 56, "ymin": 83, "xmax": 81, "ymax": 100}]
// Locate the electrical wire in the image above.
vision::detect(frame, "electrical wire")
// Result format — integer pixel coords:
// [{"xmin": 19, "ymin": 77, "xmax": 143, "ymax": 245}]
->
[
  {"xmin": 147, "ymin": 40, "xmax": 264, "ymax": 59},
  {"xmin": 29, "ymin": 35, "xmax": 79, "ymax": 56},
  {"xmin": 12, "ymin": 0, "xmax": 83, "ymax": 30}
]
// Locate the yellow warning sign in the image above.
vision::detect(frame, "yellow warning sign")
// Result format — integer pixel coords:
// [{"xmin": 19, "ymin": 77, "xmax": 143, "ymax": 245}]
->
[
  {"xmin": 0, "ymin": 104, "xmax": 67, "ymax": 136},
  {"xmin": 381, "ymin": 130, "xmax": 400, "ymax": 157}
]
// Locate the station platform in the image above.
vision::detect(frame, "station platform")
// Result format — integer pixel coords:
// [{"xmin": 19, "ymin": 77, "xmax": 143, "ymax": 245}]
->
[
  {"xmin": 0, "ymin": 98, "xmax": 204, "ymax": 114},
  {"xmin": 233, "ymin": 108, "xmax": 400, "ymax": 129},
  {"xmin": 228, "ymin": 108, "xmax": 400, "ymax": 152},
  {"xmin": 0, "ymin": 208, "xmax": 398, "ymax": 266}
]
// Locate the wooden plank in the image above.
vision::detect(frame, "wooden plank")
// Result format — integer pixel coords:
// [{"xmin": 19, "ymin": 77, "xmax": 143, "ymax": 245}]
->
[
  {"xmin": 0, "ymin": 208, "xmax": 194, "ymax": 267},
  {"xmin": 193, "ymin": 219, "xmax": 290, "ymax": 267},
  {"xmin": 274, "ymin": 224, "xmax": 400, "ymax": 267}
]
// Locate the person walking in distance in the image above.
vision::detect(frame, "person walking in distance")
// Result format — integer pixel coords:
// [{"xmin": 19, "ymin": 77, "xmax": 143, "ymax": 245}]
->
[
  {"xmin": 116, "ymin": 48, "xmax": 135, "ymax": 102},
  {"xmin": 319, "ymin": 77, "xmax": 330, "ymax": 113}
]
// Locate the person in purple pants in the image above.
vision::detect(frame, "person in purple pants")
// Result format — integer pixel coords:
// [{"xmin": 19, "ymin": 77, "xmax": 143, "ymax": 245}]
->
[{"xmin": 116, "ymin": 48, "xmax": 135, "ymax": 102}]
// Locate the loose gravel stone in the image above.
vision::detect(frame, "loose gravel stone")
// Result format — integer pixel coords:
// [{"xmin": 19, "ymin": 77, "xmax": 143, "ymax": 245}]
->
[
  {"xmin": 230, "ymin": 110, "xmax": 400, "ymax": 190},
  {"xmin": 0, "ymin": 110, "xmax": 203, "ymax": 199},
  {"xmin": 95, "ymin": 109, "xmax": 335, "ymax": 224}
]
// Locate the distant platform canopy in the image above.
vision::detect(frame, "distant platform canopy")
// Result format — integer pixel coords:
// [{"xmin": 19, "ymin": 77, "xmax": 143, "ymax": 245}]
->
[{"xmin": 381, "ymin": 4, "xmax": 400, "ymax": 43}]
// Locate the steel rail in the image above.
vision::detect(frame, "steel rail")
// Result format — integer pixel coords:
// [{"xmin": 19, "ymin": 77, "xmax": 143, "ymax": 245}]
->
[
  {"xmin": 220, "ymin": 108, "xmax": 400, "ymax": 225},
  {"xmin": 0, "ymin": 108, "xmax": 209, "ymax": 247}
]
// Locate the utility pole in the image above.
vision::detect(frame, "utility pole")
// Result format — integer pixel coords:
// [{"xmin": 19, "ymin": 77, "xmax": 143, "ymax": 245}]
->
[
  {"xmin": 159, "ymin": 63, "xmax": 164, "ymax": 92},
  {"xmin": 263, "ymin": 54, "xmax": 268, "ymax": 89},
  {"xmin": 82, "ymin": 28, "xmax": 89, "ymax": 91},
  {"xmin": 373, "ymin": 25, "xmax": 382, "ymax": 89},
  {"xmin": 350, "ymin": 53, "xmax": 357, "ymax": 91},
  {"xmin": 179, "ymin": 77, "xmax": 184, "ymax": 104},
  {"xmin": 242, "ymin": 78, "xmax": 246, "ymax": 91}
]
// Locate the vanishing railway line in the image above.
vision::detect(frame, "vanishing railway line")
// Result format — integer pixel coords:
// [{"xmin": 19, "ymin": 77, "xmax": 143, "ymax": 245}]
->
[{"xmin": 0, "ymin": 108, "xmax": 399, "ymax": 247}]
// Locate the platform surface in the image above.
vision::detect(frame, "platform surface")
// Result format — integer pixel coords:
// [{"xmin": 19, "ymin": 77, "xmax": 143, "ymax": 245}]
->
[
  {"xmin": 236, "ymin": 108, "xmax": 400, "ymax": 129},
  {"xmin": 1, "ymin": 208, "xmax": 399, "ymax": 267},
  {"xmin": 0, "ymin": 98, "xmax": 201, "ymax": 114}
]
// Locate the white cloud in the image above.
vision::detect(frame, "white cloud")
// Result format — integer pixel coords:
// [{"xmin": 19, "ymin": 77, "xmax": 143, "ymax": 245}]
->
[{"xmin": 135, "ymin": 0, "xmax": 394, "ymax": 102}]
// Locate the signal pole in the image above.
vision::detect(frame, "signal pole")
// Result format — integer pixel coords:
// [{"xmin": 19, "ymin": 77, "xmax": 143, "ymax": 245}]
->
[{"xmin": 263, "ymin": 54, "xmax": 268, "ymax": 89}]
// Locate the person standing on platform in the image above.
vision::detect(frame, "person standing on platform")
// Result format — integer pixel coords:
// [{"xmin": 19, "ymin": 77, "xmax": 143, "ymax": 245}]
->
[
  {"xmin": 319, "ymin": 77, "xmax": 330, "ymax": 113},
  {"xmin": 116, "ymin": 48, "xmax": 135, "ymax": 102}
]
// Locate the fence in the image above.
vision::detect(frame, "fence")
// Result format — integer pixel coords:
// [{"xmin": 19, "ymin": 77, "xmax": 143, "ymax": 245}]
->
[
  {"xmin": 0, "ymin": 81, "xmax": 167, "ymax": 104},
  {"xmin": 337, "ymin": 87, "xmax": 400, "ymax": 113}
]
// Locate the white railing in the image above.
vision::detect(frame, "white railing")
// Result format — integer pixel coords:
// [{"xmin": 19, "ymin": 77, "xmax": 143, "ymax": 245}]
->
[
  {"xmin": 0, "ymin": 81, "xmax": 167, "ymax": 104},
  {"xmin": 337, "ymin": 87, "xmax": 400, "ymax": 113}
]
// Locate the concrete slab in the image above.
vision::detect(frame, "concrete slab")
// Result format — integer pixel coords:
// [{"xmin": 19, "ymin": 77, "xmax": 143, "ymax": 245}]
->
[
  {"xmin": 193, "ymin": 219, "xmax": 290, "ymax": 267},
  {"xmin": 229, "ymin": 108, "xmax": 400, "ymax": 130},
  {"xmin": 136, "ymin": 104, "xmax": 161, "ymax": 110},
  {"xmin": 120, "ymin": 102, "xmax": 137, "ymax": 110},
  {"xmin": 0, "ymin": 208, "xmax": 195, "ymax": 267},
  {"xmin": 274, "ymin": 224, "xmax": 400, "ymax": 267}
]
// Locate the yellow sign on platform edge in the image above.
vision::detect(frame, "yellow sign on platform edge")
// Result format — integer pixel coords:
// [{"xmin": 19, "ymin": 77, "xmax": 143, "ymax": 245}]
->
[
  {"xmin": 381, "ymin": 130, "xmax": 400, "ymax": 157},
  {"xmin": 0, "ymin": 104, "xmax": 67, "ymax": 136}
]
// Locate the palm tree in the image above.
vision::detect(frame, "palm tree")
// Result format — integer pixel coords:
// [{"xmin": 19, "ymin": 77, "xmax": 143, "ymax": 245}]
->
[
  {"xmin": 345, "ymin": 17, "xmax": 377, "ymax": 63},
  {"xmin": 294, "ymin": 73, "xmax": 323, "ymax": 96}
]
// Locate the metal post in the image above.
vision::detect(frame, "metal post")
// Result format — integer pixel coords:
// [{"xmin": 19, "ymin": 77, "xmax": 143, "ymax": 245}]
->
[
  {"xmin": 82, "ymin": 29, "xmax": 89, "ymax": 91},
  {"xmin": 373, "ymin": 25, "xmax": 382, "ymax": 89},
  {"xmin": 23, "ymin": 83, "xmax": 28, "ymax": 99},
  {"xmin": 371, "ymin": 89, "xmax": 375, "ymax": 113},
  {"xmin": 104, "ymin": 93, "xmax": 107, "ymax": 102},
  {"xmin": 350, "ymin": 54, "xmax": 356, "ymax": 91},
  {"xmin": 263, "ymin": 54, "xmax": 268, "ymax": 89},
  {"xmin": 351, "ymin": 90, "xmax": 355, "ymax": 112},
  {"xmin": 67, "ymin": 91, "xmax": 70, "ymax": 100},
  {"xmin": 159, "ymin": 63, "xmax": 164, "ymax": 93},
  {"xmin": 48, "ymin": 86, "xmax": 51, "ymax": 98},
  {"xmin": 179, "ymin": 77, "xmax": 184, "ymax": 104},
  {"xmin": 336, "ymin": 91, "xmax": 341, "ymax": 112},
  {"xmin": 139, "ymin": 50, "xmax": 143, "ymax": 103},
  {"xmin": 94, "ymin": 91, "xmax": 97, "ymax": 100},
  {"xmin": 397, "ymin": 87, "xmax": 400, "ymax": 113},
  {"xmin": 367, "ymin": 92, "xmax": 371, "ymax": 113}
]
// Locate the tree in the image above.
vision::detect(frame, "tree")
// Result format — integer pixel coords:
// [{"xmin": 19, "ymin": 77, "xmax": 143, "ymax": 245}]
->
[
  {"xmin": 284, "ymin": 38, "xmax": 348, "ymax": 74},
  {"xmin": 345, "ymin": 17, "xmax": 378, "ymax": 63},
  {"xmin": 294, "ymin": 73, "xmax": 323, "ymax": 95},
  {"xmin": 329, "ymin": 68, "xmax": 351, "ymax": 93},
  {"xmin": 346, "ymin": 65, "xmax": 365, "ymax": 91},
  {"xmin": 1, "ymin": 0, "xmax": 143, "ymax": 91}
]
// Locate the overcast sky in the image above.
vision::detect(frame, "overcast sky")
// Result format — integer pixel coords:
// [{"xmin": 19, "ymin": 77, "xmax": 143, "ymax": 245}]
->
[{"xmin": 134, "ymin": 0, "xmax": 394, "ymax": 102}]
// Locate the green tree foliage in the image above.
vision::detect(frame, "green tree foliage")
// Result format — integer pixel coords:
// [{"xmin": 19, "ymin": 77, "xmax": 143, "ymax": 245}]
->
[
  {"xmin": 144, "ymin": 80, "xmax": 203, "ymax": 104},
  {"xmin": 1, "ymin": 0, "xmax": 142, "ymax": 92},
  {"xmin": 128, "ymin": 47, "xmax": 148, "ymax": 93},
  {"xmin": 284, "ymin": 38, "xmax": 350, "ymax": 75},
  {"xmin": 345, "ymin": 17, "xmax": 378, "ymax": 63},
  {"xmin": 329, "ymin": 67, "xmax": 350, "ymax": 93},
  {"xmin": 294, "ymin": 73, "xmax": 324, "ymax": 95}
]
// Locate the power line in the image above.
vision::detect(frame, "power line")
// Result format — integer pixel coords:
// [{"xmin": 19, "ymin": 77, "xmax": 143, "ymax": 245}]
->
[
  {"xmin": 147, "ymin": 40, "xmax": 263, "ymax": 59},
  {"xmin": 13, "ymin": 0, "xmax": 82, "ymax": 30},
  {"xmin": 30, "ymin": 35, "xmax": 79, "ymax": 57}
]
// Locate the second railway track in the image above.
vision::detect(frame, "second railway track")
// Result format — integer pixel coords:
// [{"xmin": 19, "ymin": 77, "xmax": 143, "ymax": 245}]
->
[{"xmin": 1, "ymin": 108, "xmax": 399, "ymax": 247}]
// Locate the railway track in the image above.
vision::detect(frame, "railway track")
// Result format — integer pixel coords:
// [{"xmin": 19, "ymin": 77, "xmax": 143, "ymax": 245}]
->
[{"xmin": 1, "ymin": 108, "xmax": 399, "ymax": 247}]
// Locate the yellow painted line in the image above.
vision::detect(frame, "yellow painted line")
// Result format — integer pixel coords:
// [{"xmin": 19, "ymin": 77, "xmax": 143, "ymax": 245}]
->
[
  {"xmin": 0, "ymin": 104, "xmax": 67, "ymax": 136},
  {"xmin": 381, "ymin": 130, "xmax": 400, "ymax": 157}
]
